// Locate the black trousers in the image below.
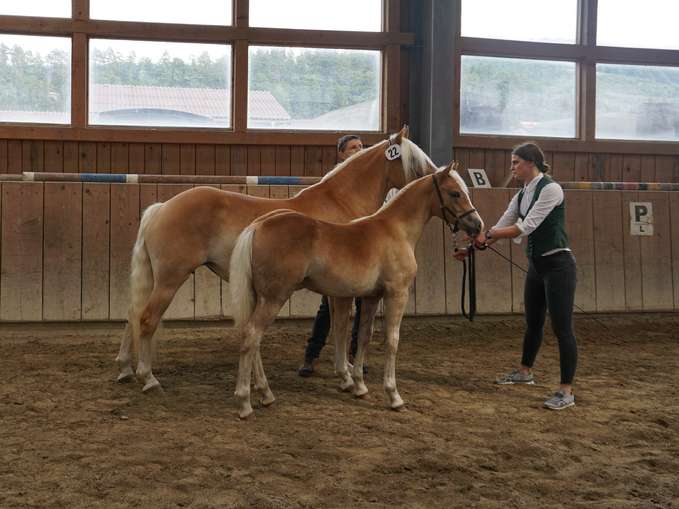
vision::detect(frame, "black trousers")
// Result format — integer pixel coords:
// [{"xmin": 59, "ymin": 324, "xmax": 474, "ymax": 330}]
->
[
  {"xmin": 304, "ymin": 296, "xmax": 362, "ymax": 362},
  {"xmin": 522, "ymin": 251, "xmax": 578, "ymax": 385}
]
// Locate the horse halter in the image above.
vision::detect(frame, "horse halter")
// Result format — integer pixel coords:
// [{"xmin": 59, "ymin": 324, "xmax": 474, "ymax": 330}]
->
[{"xmin": 431, "ymin": 174, "xmax": 477, "ymax": 235}]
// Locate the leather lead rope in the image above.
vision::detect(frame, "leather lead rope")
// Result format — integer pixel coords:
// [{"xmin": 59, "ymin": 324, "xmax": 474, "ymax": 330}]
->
[{"xmin": 461, "ymin": 244, "xmax": 476, "ymax": 321}]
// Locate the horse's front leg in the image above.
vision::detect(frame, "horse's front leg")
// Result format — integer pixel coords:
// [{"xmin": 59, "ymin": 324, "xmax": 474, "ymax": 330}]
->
[
  {"xmin": 382, "ymin": 290, "xmax": 409, "ymax": 410},
  {"xmin": 328, "ymin": 297, "xmax": 354, "ymax": 391},
  {"xmin": 351, "ymin": 297, "xmax": 380, "ymax": 398}
]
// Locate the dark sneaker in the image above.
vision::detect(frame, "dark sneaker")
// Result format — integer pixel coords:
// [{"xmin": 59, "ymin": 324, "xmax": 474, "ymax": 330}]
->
[
  {"xmin": 297, "ymin": 359, "xmax": 318, "ymax": 378},
  {"xmin": 544, "ymin": 391, "xmax": 575, "ymax": 410},
  {"xmin": 495, "ymin": 369, "xmax": 535, "ymax": 385}
]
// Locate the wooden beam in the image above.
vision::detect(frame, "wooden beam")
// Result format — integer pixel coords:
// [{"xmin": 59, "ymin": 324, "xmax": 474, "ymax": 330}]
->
[
  {"xmin": 0, "ymin": 16, "xmax": 415, "ymax": 48},
  {"xmin": 452, "ymin": 135, "xmax": 679, "ymax": 156},
  {"xmin": 0, "ymin": 125, "xmax": 389, "ymax": 146}
]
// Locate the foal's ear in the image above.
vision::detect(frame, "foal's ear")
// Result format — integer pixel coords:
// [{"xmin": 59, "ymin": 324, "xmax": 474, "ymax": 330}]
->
[{"xmin": 401, "ymin": 124, "xmax": 410, "ymax": 139}]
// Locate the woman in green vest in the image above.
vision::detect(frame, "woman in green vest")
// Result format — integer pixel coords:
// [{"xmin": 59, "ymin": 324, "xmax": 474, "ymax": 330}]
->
[{"xmin": 475, "ymin": 142, "xmax": 577, "ymax": 410}]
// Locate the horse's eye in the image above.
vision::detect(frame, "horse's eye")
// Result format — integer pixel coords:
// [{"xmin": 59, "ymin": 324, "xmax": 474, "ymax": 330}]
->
[{"xmin": 448, "ymin": 191, "xmax": 460, "ymax": 198}]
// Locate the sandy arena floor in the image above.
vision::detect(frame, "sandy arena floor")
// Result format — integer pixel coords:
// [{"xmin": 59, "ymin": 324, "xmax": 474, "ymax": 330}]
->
[{"xmin": 1, "ymin": 314, "xmax": 678, "ymax": 508}]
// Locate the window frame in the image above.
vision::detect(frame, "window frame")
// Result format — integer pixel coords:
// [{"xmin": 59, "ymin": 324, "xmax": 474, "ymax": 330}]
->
[
  {"xmin": 0, "ymin": 0, "xmax": 411, "ymax": 146},
  {"xmin": 454, "ymin": 0, "xmax": 679, "ymax": 155}
]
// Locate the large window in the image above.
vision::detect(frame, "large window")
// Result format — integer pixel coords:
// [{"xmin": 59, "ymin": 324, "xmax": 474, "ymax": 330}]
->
[
  {"xmin": 89, "ymin": 39, "xmax": 232, "ymax": 128},
  {"xmin": 461, "ymin": 0, "xmax": 577, "ymax": 44},
  {"xmin": 596, "ymin": 64, "xmax": 679, "ymax": 142},
  {"xmin": 0, "ymin": 0, "xmax": 71, "ymax": 18},
  {"xmin": 460, "ymin": 56, "xmax": 576, "ymax": 138},
  {"xmin": 0, "ymin": 0, "xmax": 405, "ymax": 142},
  {"xmin": 90, "ymin": 0, "xmax": 232, "ymax": 26},
  {"xmin": 0, "ymin": 34, "xmax": 71, "ymax": 124},
  {"xmin": 250, "ymin": 0, "xmax": 381, "ymax": 32},
  {"xmin": 248, "ymin": 46, "xmax": 381, "ymax": 131},
  {"xmin": 457, "ymin": 0, "xmax": 679, "ymax": 147},
  {"xmin": 597, "ymin": 0, "xmax": 679, "ymax": 51}
]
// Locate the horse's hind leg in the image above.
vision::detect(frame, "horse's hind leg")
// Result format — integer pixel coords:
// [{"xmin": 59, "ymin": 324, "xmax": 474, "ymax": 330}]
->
[
  {"xmin": 252, "ymin": 350, "xmax": 275, "ymax": 407},
  {"xmin": 329, "ymin": 297, "xmax": 354, "ymax": 391},
  {"xmin": 116, "ymin": 323, "xmax": 135, "ymax": 382},
  {"xmin": 234, "ymin": 300, "xmax": 282, "ymax": 419},
  {"xmin": 351, "ymin": 297, "xmax": 380, "ymax": 398},
  {"xmin": 135, "ymin": 284, "xmax": 182, "ymax": 393},
  {"xmin": 382, "ymin": 290, "xmax": 409, "ymax": 410}
]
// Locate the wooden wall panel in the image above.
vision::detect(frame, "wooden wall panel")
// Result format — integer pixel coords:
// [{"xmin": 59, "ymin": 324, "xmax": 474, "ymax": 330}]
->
[
  {"xmin": 473, "ymin": 188, "xmax": 512, "ymax": 313},
  {"xmin": 43, "ymin": 183, "xmax": 82, "ymax": 320},
  {"xmin": 621, "ymin": 191, "xmax": 643, "ymax": 310},
  {"xmin": 553, "ymin": 152, "xmax": 575, "ymax": 182},
  {"xmin": 0, "ymin": 140, "xmax": 7, "ymax": 173},
  {"xmin": 231, "ymin": 146, "xmax": 247, "ymax": 176},
  {"xmin": 1, "ymin": 183, "xmax": 43, "ymax": 320},
  {"xmin": 275, "ymin": 146, "xmax": 291, "ymax": 176},
  {"xmin": 640, "ymin": 192, "xmax": 673, "ymax": 311},
  {"xmin": 161, "ymin": 144, "xmax": 181, "ymax": 175},
  {"xmin": 145, "ymin": 143, "xmax": 162, "ymax": 174},
  {"xmin": 82, "ymin": 184, "xmax": 111, "ymax": 320},
  {"xmin": 195, "ymin": 145, "xmax": 216, "ymax": 176},
  {"xmin": 110, "ymin": 143, "xmax": 129, "ymax": 174},
  {"xmin": 180, "ymin": 145, "xmax": 196, "ymax": 175},
  {"xmin": 44, "ymin": 142, "xmax": 64, "ymax": 172},
  {"xmin": 290, "ymin": 146, "xmax": 305, "ymax": 176},
  {"xmin": 129, "ymin": 144, "xmax": 145, "ymax": 173},
  {"xmin": 109, "ymin": 184, "xmax": 140, "ymax": 320},
  {"xmin": 671, "ymin": 193, "xmax": 679, "ymax": 311},
  {"xmin": 655, "ymin": 156, "xmax": 676, "ymax": 182},
  {"xmin": 247, "ymin": 146, "xmax": 261, "ymax": 175},
  {"xmin": 622, "ymin": 155, "xmax": 641, "ymax": 182},
  {"xmin": 7, "ymin": 141, "xmax": 22, "ymax": 172},
  {"xmin": 304, "ymin": 147, "xmax": 323, "ymax": 177},
  {"xmin": 574, "ymin": 153, "xmax": 589, "ymax": 181},
  {"xmin": 97, "ymin": 143, "xmax": 111, "ymax": 174},
  {"xmin": 157, "ymin": 184, "xmax": 195, "ymax": 320},
  {"xmin": 23, "ymin": 140, "xmax": 44, "ymax": 172},
  {"xmin": 484, "ymin": 149, "xmax": 506, "ymax": 188},
  {"xmin": 414, "ymin": 221, "xmax": 446, "ymax": 315},
  {"xmin": 215, "ymin": 145, "xmax": 231, "ymax": 175},
  {"xmin": 565, "ymin": 190, "xmax": 596, "ymax": 312},
  {"xmin": 79, "ymin": 142, "xmax": 97, "ymax": 172},
  {"xmin": 592, "ymin": 191, "xmax": 625, "ymax": 311},
  {"xmin": 63, "ymin": 142, "xmax": 78, "ymax": 172},
  {"xmin": 640, "ymin": 156, "xmax": 655, "ymax": 182}
]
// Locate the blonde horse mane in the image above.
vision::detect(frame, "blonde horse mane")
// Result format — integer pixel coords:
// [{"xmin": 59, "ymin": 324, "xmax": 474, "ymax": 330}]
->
[{"xmin": 319, "ymin": 136, "xmax": 436, "ymax": 186}]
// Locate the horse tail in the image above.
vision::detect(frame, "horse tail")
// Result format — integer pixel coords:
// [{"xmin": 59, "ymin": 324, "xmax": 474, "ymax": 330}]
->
[
  {"xmin": 229, "ymin": 225, "xmax": 257, "ymax": 330},
  {"xmin": 128, "ymin": 202, "xmax": 163, "ymax": 350}
]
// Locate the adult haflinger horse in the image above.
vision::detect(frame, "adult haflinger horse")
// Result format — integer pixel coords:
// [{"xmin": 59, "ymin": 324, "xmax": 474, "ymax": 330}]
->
[
  {"xmin": 119, "ymin": 126, "xmax": 439, "ymax": 392},
  {"xmin": 229, "ymin": 164, "xmax": 484, "ymax": 418}
]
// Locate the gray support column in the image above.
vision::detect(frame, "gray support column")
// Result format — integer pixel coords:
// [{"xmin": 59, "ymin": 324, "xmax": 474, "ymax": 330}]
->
[{"xmin": 408, "ymin": 0, "xmax": 457, "ymax": 166}]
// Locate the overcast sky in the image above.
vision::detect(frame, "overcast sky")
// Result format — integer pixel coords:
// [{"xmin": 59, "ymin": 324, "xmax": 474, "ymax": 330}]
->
[{"xmin": 1, "ymin": 0, "xmax": 678, "ymax": 57}]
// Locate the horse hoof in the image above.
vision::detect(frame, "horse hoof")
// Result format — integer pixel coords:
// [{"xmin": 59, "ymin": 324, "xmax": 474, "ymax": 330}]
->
[
  {"xmin": 339, "ymin": 381, "xmax": 355, "ymax": 392},
  {"xmin": 260, "ymin": 393, "xmax": 275, "ymax": 407},
  {"xmin": 116, "ymin": 370, "xmax": 135, "ymax": 384},
  {"xmin": 390, "ymin": 399, "xmax": 405, "ymax": 411},
  {"xmin": 239, "ymin": 406, "xmax": 254, "ymax": 419},
  {"xmin": 354, "ymin": 384, "xmax": 369, "ymax": 398},
  {"xmin": 142, "ymin": 379, "xmax": 162, "ymax": 393}
]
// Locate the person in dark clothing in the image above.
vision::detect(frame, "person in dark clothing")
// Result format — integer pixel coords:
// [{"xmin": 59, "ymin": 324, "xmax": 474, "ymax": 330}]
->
[
  {"xmin": 465, "ymin": 142, "xmax": 578, "ymax": 410},
  {"xmin": 298, "ymin": 135, "xmax": 365, "ymax": 377}
]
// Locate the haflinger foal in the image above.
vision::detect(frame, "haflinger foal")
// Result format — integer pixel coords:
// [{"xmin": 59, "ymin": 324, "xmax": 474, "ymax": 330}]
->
[
  {"xmin": 229, "ymin": 163, "xmax": 484, "ymax": 418},
  {"xmin": 121, "ymin": 127, "xmax": 440, "ymax": 393}
]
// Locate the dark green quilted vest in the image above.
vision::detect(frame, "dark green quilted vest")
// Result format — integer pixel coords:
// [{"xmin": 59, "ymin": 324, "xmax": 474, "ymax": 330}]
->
[{"xmin": 518, "ymin": 174, "xmax": 569, "ymax": 257}]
